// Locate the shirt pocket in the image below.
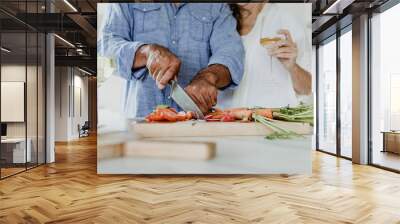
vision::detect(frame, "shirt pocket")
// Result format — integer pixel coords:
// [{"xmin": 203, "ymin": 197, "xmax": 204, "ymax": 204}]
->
[
  {"xmin": 132, "ymin": 4, "xmax": 162, "ymax": 33},
  {"xmin": 188, "ymin": 7, "xmax": 213, "ymax": 42}
]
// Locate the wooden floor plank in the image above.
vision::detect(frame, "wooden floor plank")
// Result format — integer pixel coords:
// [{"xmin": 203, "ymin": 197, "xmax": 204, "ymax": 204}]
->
[{"xmin": 0, "ymin": 135, "xmax": 399, "ymax": 223}]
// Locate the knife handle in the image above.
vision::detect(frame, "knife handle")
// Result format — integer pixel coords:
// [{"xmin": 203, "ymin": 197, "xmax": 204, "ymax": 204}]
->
[{"xmin": 169, "ymin": 80, "xmax": 175, "ymax": 85}]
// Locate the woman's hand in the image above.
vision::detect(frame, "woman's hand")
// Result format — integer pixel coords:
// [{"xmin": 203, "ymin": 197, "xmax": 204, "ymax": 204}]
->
[
  {"xmin": 267, "ymin": 29, "xmax": 311, "ymax": 95},
  {"xmin": 268, "ymin": 29, "xmax": 298, "ymax": 72}
]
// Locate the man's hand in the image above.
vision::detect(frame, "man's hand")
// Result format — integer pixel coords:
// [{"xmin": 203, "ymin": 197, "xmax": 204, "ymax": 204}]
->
[
  {"xmin": 135, "ymin": 44, "xmax": 181, "ymax": 89},
  {"xmin": 185, "ymin": 74, "xmax": 218, "ymax": 114},
  {"xmin": 185, "ymin": 65, "xmax": 231, "ymax": 114},
  {"xmin": 267, "ymin": 29, "xmax": 298, "ymax": 72}
]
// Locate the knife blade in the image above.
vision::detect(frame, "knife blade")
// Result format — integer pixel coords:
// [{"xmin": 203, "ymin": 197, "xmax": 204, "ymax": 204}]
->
[{"xmin": 169, "ymin": 80, "xmax": 205, "ymax": 119}]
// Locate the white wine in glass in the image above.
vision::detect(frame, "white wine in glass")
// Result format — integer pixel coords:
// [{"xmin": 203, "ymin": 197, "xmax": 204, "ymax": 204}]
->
[{"xmin": 260, "ymin": 37, "xmax": 283, "ymax": 75}]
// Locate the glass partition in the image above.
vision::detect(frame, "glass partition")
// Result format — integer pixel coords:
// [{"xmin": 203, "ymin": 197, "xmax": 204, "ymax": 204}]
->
[
  {"xmin": 1, "ymin": 30, "xmax": 28, "ymax": 177},
  {"xmin": 0, "ymin": 0, "xmax": 46, "ymax": 179}
]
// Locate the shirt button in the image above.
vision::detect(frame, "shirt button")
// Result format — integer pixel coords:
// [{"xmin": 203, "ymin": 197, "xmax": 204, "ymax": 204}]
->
[
  {"xmin": 172, "ymin": 40, "xmax": 176, "ymax": 44},
  {"xmin": 174, "ymin": 15, "xmax": 177, "ymax": 19},
  {"xmin": 202, "ymin": 17, "xmax": 206, "ymax": 20}
]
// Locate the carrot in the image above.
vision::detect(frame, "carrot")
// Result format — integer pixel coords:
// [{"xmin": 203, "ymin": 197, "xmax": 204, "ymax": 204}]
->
[
  {"xmin": 253, "ymin": 108, "xmax": 273, "ymax": 119},
  {"xmin": 226, "ymin": 108, "xmax": 253, "ymax": 121}
]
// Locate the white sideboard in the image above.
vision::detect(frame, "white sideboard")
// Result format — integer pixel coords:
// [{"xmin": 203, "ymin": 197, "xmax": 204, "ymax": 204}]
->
[{"xmin": 1, "ymin": 138, "xmax": 32, "ymax": 163}]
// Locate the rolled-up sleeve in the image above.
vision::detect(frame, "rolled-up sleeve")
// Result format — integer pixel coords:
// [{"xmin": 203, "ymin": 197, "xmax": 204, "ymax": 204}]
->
[
  {"xmin": 98, "ymin": 3, "xmax": 147, "ymax": 80},
  {"xmin": 208, "ymin": 4, "xmax": 244, "ymax": 87}
]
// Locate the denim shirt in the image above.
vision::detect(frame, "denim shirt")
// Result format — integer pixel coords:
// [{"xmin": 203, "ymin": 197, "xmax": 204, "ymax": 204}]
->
[{"xmin": 98, "ymin": 3, "xmax": 244, "ymax": 117}]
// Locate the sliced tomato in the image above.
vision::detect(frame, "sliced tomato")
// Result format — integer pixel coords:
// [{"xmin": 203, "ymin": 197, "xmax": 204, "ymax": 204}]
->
[{"xmin": 220, "ymin": 114, "xmax": 236, "ymax": 122}]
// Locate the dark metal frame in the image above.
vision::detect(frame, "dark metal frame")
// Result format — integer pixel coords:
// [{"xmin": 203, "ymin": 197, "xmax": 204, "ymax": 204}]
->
[
  {"xmin": 315, "ymin": 44, "xmax": 320, "ymax": 151},
  {"xmin": 336, "ymin": 20, "xmax": 341, "ymax": 158},
  {"xmin": 367, "ymin": 9, "xmax": 373, "ymax": 166}
]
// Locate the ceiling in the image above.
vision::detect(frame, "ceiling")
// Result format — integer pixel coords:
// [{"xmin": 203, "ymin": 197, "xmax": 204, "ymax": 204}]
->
[{"xmin": 0, "ymin": 0, "xmax": 395, "ymax": 75}]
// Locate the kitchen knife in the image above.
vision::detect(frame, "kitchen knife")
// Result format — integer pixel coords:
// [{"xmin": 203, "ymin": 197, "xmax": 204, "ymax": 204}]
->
[{"xmin": 169, "ymin": 80, "xmax": 204, "ymax": 119}]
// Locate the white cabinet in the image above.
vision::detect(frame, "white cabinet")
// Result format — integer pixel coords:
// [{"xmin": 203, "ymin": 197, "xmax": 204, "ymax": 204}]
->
[{"xmin": 1, "ymin": 138, "xmax": 32, "ymax": 163}]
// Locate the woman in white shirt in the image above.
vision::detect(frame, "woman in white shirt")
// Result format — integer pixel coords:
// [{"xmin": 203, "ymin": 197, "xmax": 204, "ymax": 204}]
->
[{"xmin": 219, "ymin": 3, "xmax": 312, "ymax": 109}]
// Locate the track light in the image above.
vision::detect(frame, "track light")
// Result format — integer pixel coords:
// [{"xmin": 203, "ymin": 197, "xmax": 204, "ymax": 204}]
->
[
  {"xmin": 63, "ymin": 0, "xmax": 78, "ymax": 12},
  {"xmin": 54, "ymin": 34, "xmax": 75, "ymax": 48},
  {"xmin": 78, "ymin": 67, "xmax": 93, "ymax": 76},
  {"xmin": 1, "ymin": 47, "xmax": 11, "ymax": 53},
  {"xmin": 323, "ymin": 0, "xmax": 345, "ymax": 14}
]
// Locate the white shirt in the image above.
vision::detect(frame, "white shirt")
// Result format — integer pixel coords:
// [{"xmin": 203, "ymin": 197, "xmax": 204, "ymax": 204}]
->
[{"xmin": 218, "ymin": 3, "xmax": 312, "ymax": 109}]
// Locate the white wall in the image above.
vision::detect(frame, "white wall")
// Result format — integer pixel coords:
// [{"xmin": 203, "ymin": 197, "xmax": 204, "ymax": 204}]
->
[
  {"xmin": 72, "ymin": 74, "xmax": 89, "ymax": 138},
  {"xmin": 54, "ymin": 67, "xmax": 89, "ymax": 141},
  {"xmin": 1, "ymin": 65, "xmax": 38, "ymax": 137}
]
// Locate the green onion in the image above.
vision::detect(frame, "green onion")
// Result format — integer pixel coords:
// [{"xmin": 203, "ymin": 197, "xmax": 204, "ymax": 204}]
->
[
  {"xmin": 272, "ymin": 102, "xmax": 314, "ymax": 126},
  {"xmin": 252, "ymin": 113, "xmax": 303, "ymax": 140}
]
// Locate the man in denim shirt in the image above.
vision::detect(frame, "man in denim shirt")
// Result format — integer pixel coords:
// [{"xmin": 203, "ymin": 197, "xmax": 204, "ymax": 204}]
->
[{"xmin": 99, "ymin": 3, "xmax": 244, "ymax": 117}]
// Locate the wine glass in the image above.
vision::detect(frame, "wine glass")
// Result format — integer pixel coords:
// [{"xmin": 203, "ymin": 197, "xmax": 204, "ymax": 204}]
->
[{"xmin": 259, "ymin": 16, "xmax": 285, "ymax": 77}]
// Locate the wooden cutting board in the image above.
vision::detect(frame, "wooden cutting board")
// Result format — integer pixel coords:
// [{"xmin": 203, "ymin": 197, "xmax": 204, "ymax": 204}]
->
[
  {"xmin": 131, "ymin": 120, "xmax": 313, "ymax": 138},
  {"xmin": 98, "ymin": 132, "xmax": 216, "ymax": 161},
  {"xmin": 124, "ymin": 140, "xmax": 216, "ymax": 160}
]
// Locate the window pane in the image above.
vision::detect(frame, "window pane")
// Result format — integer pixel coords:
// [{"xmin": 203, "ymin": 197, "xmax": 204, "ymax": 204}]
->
[
  {"xmin": 371, "ymin": 3, "xmax": 400, "ymax": 171},
  {"xmin": 318, "ymin": 38, "xmax": 337, "ymax": 154},
  {"xmin": 340, "ymin": 30, "xmax": 352, "ymax": 158}
]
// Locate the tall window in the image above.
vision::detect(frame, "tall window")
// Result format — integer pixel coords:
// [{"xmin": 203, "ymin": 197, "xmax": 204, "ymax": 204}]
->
[
  {"xmin": 390, "ymin": 74, "xmax": 400, "ymax": 130},
  {"xmin": 371, "ymin": 3, "xmax": 400, "ymax": 171},
  {"xmin": 318, "ymin": 37, "xmax": 337, "ymax": 154},
  {"xmin": 340, "ymin": 29, "xmax": 352, "ymax": 158}
]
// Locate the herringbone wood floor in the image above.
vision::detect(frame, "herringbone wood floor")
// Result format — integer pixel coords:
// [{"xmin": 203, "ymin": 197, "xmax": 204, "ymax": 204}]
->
[{"xmin": 1, "ymin": 135, "xmax": 400, "ymax": 224}]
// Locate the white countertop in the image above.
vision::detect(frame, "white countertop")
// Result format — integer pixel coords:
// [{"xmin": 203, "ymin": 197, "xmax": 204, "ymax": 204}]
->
[
  {"xmin": 98, "ymin": 134, "xmax": 312, "ymax": 175},
  {"xmin": 1, "ymin": 138, "xmax": 28, "ymax": 143}
]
